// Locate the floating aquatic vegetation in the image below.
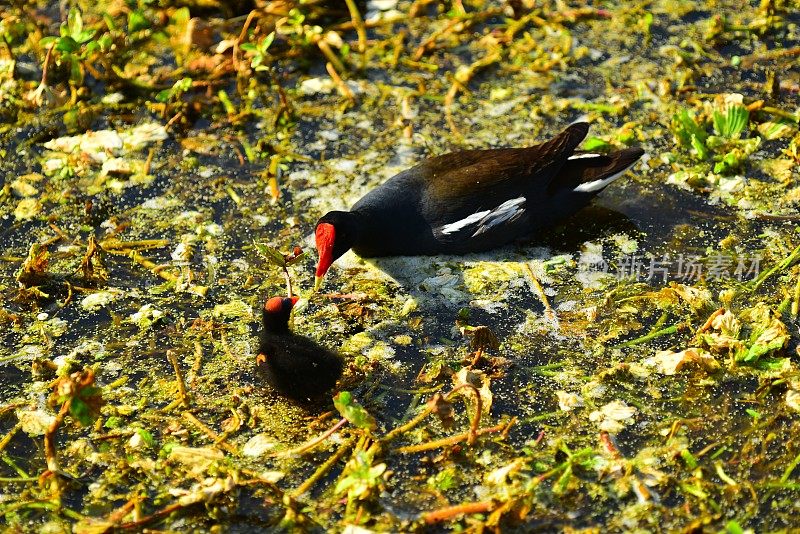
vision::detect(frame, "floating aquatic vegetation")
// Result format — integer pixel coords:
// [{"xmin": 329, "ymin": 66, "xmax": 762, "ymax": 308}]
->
[
  {"xmin": 2, "ymin": 0, "xmax": 800, "ymax": 531},
  {"xmin": 666, "ymin": 93, "xmax": 800, "ymax": 214},
  {"xmin": 644, "ymin": 347, "xmax": 721, "ymax": 375},
  {"xmin": 712, "ymin": 99, "xmax": 749, "ymax": 139}
]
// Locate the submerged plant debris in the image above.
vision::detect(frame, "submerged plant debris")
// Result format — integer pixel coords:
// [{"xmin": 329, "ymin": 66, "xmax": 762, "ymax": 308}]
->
[{"xmin": 1, "ymin": 0, "xmax": 800, "ymax": 531}]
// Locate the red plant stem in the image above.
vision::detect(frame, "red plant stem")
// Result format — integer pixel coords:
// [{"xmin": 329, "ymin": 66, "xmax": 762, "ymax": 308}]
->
[
  {"xmin": 40, "ymin": 43, "xmax": 55, "ymax": 86},
  {"xmin": 423, "ymin": 500, "xmax": 495, "ymax": 524},
  {"xmin": 44, "ymin": 399, "xmax": 71, "ymax": 474}
]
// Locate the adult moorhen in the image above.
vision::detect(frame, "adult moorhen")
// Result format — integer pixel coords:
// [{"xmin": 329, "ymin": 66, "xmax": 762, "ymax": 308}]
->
[
  {"xmin": 257, "ymin": 296, "xmax": 344, "ymax": 401},
  {"xmin": 314, "ymin": 122, "xmax": 644, "ymax": 288}
]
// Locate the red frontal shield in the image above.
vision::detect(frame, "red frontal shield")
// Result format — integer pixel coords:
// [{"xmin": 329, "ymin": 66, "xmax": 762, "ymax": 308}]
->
[{"xmin": 315, "ymin": 223, "xmax": 336, "ymax": 280}]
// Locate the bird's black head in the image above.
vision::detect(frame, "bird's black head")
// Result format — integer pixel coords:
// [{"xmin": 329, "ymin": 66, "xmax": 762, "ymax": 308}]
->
[
  {"xmin": 314, "ymin": 211, "xmax": 360, "ymax": 289},
  {"xmin": 261, "ymin": 296, "xmax": 298, "ymax": 334}
]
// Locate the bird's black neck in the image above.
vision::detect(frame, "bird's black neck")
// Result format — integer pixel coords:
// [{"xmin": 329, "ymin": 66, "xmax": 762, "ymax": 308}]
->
[{"xmin": 262, "ymin": 312, "xmax": 291, "ymax": 335}]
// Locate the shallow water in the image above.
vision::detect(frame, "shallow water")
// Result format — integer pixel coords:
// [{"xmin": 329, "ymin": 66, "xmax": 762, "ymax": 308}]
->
[{"xmin": 2, "ymin": 0, "xmax": 800, "ymax": 531}]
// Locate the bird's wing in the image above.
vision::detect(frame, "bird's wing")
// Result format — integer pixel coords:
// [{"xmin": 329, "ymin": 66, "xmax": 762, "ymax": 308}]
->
[
  {"xmin": 422, "ymin": 122, "xmax": 589, "ymax": 198},
  {"xmin": 433, "ymin": 196, "xmax": 529, "ymax": 241},
  {"xmin": 425, "ymin": 123, "xmax": 589, "ymax": 237}
]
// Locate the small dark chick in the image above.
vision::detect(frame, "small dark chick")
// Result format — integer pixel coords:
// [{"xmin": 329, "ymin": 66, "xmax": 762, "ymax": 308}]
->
[{"xmin": 257, "ymin": 296, "xmax": 344, "ymax": 401}]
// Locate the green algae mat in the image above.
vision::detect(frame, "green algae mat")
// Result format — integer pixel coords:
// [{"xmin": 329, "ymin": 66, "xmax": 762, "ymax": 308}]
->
[{"xmin": 1, "ymin": 0, "xmax": 800, "ymax": 531}]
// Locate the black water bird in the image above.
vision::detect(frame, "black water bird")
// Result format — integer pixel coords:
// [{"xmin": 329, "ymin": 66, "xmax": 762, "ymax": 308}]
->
[{"xmin": 313, "ymin": 122, "xmax": 644, "ymax": 288}]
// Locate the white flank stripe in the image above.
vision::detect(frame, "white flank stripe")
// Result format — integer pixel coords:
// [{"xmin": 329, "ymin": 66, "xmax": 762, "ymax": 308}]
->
[
  {"xmin": 440, "ymin": 209, "xmax": 491, "ymax": 235},
  {"xmin": 568, "ymin": 153, "xmax": 602, "ymax": 160}
]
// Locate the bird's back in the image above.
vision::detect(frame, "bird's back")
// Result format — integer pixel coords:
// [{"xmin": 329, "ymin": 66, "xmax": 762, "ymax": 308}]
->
[
  {"xmin": 257, "ymin": 333, "xmax": 343, "ymax": 400},
  {"xmin": 344, "ymin": 123, "xmax": 642, "ymax": 256}
]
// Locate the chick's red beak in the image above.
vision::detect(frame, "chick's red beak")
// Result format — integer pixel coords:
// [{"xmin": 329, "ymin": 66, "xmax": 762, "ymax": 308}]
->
[
  {"xmin": 290, "ymin": 296, "xmax": 300, "ymax": 306},
  {"xmin": 315, "ymin": 223, "xmax": 335, "ymax": 289}
]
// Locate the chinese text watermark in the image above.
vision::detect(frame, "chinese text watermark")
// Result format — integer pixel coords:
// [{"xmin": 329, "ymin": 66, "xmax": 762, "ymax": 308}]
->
[{"xmin": 578, "ymin": 253, "xmax": 762, "ymax": 282}]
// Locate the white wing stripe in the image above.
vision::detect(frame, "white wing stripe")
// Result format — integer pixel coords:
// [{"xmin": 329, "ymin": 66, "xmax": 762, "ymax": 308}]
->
[
  {"xmin": 474, "ymin": 197, "xmax": 526, "ymax": 233},
  {"xmin": 439, "ymin": 197, "xmax": 527, "ymax": 237},
  {"xmin": 439, "ymin": 209, "xmax": 491, "ymax": 235}
]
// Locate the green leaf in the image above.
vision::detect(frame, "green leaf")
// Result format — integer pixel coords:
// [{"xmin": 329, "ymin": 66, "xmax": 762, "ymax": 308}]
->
[
  {"xmin": 260, "ymin": 32, "xmax": 275, "ymax": 53},
  {"xmin": 170, "ymin": 7, "xmax": 190, "ymax": 30},
  {"xmin": 98, "ymin": 34, "xmax": 113, "ymax": 51},
  {"xmin": 713, "ymin": 150, "xmax": 741, "ymax": 174},
  {"xmin": 713, "ymin": 103, "xmax": 749, "ymax": 138},
  {"xmin": 757, "ymin": 120, "xmax": 795, "ymax": 140},
  {"xmin": 68, "ymin": 385, "xmax": 102, "ymax": 426},
  {"xmin": 553, "ymin": 464, "xmax": 572, "ymax": 495},
  {"xmin": 741, "ymin": 317, "xmax": 788, "ymax": 362},
  {"xmin": 673, "ymin": 109, "xmax": 708, "ymax": 152},
  {"xmin": 253, "ymin": 241, "xmax": 286, "ymax": 268},
  {"xmin": 582, "ymin": 136, "xmax": 611, "ymax": 151},
  {"xmin": 287, "ymin": 8, "xmax": 305, "ymax": 26},
  {"xmin": 84, "ymin": 41, "xmax": 99, "ymax": 55},
  {"xmin": 68, "ymin": 7, "xmax": 83, "ymax": 38},
  {"xmin": 218, "ymin": 90, "xmax": 236, "ymax": 115},
  {"xmin": 159, "ymin": 441, "xmax": 177, "ymax": 458},
  {"xmin": 239, "ymin": 43, "xmax": 257, "ymax": 53},
  {"xmin": 617, "ymin": 128, "xmax": 635, "ymax": 144},
  {"xmin": 104, "ymin": 416, "xmax": 124, "ymax": 429},
  {"xmin": 128, "ymin": 10, "xmax": 150, "ymax": 33},
  {"xmin": 427, "ymin": 468, "xmax": 456, "ymax": 491},
  {"xmin": 680, "ymin": 448, "xmax": 698, "ymax": 469},
  {"xmin": 680, "ymin": 482, "xmax": 708, "ymax": 499},
  {"xmin": 155, "ymin": 88, "xmax": 172, "ymax": 103},
  {"xmin": 334, "ymin": 451, "xmax": 386, "ymax": 500},
  {"xmin": 156, "ymin": 78, "xmax": 193, "ymax": 103},
  {"xmin": 69, "ymin": 57, "xmax": 83, "ymax": 84},
  {"xmin": 690, "ymin": 133, "xmax": 708, "ymax": 160},
  {"xmin": 173, "ymin": 77, "xmax": 192, "ymax": 93},
  {"xmin": 641, "ymin": 12, "xmax": 654, "ymax": 33},
  {"xmin": 103, "ymin": 14, "xmax": 117, "ymax": 32},
  {"xmin": 55, "ymin": 36, "xmax": 79, "ymax": 53},
  {"xmin": 751, "ymin": 357, "xmax": 790, "ymax": 371},
  {"xmin": 69, "ymin": 397, "xmax": 93, "ymax": 426},
  {"xmin": 726, "ymin": 520, "xmax": 745, "ymax": 534},
  {"xmin": 136, "ymin": 428, "xmax": 156, "ymax": 447},
  {"xmin": 76, "ymin": 29, "xmax": 96, "ymax": 44},
  {"xmin": 333, "ymin": 391, "xmax": 377, "ymax": 430},
  {"xmin": 743, "ymin": 337, "xmax": 785, "ymax": 362},
  {"xmin": 40, "ymin": 36, "xmax": 57, "ymax": 48}
]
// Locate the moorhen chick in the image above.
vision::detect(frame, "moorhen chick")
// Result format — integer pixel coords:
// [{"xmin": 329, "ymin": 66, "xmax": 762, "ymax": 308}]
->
[
  {"xmin": 256, "ymin": 296, "xmax": 344, "ymax": 401},
  {"xmin": 314, "ymin": 122, "xmax": 644, "ymax": 288}
]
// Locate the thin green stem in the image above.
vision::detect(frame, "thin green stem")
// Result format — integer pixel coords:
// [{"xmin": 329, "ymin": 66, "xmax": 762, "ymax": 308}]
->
[{"xmin": 612, "ymin": 324, "xmax": 682, "ymax": 349}]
